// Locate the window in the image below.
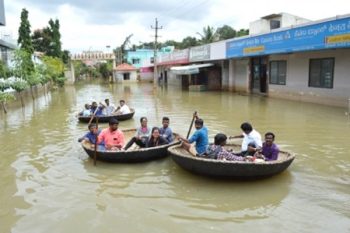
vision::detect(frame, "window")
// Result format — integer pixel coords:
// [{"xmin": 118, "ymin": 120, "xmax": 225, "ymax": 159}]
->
[
  {"xmin": 270, "ymin": 20, "xmax": 280, "ymax": 30},
  {"xmin": 269, "ymin": 61, "xmax": 286, "ymax": 85},
  {"xmin": 132, "ymin": 58, "xmax": 140, "ymax": 64},
  {"xmin": 123, "ymin": 73, "xmax": 130, "ymax": 80},
  {"xmin": 309, "ymin": 58, "xmax": 334, "ymax": 88}
]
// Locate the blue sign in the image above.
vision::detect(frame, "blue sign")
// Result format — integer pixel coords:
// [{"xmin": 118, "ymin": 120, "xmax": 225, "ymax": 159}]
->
[{"xmin": 226, "ymin": 17, "xmax": 350, "ymax": 58}]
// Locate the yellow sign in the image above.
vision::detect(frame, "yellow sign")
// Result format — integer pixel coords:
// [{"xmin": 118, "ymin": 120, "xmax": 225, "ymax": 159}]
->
[
  {"xmin": 325, "ymin": 33, "xmax": 350, "ymax": 44},
  {"xmin": 243, "ymin": 46, "xmax": 265, "ymax": 54}
]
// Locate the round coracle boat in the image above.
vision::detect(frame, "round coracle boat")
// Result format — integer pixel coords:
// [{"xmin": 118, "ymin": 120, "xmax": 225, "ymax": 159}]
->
[
  {"xmin": 81, "ymin": 128, "xmax": 180, "ymax": 163},
  {"xmin": 168, "ymin": 143, "xmax": 295, "ymax": 179},
  {"xmin": 78, "ymin": 108, "xmax": 135, "ymax": 123}
]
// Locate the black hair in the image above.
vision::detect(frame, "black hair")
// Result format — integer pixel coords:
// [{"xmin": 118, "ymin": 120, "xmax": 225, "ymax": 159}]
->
[
  {"xmin": 151, "ymin": 127, "xmax": 160, "ymax": 134},
  {"xmin": 265, "ymin": 132, "xmax": 275, "ymax": 139},
  {"xmin": 88, "ymin": 123, "xmax": 97, "ymax": 129},
  {"xmin": 140, "ymin": 117, "xmax": 147, "ymax": 123},
  {"xmin": 240, "ymin": 122, "xmax": 252, "ymax": 132},
  {"xmin": 109, "ymin": 118, "xmax": 119, "ymax": 125},
  {"xmin": 214, "ymin": 133, "xmax": 227, "ymax": 145},
  {"xmin": 120, "ymin": 100, "xmax": 125, "ymax": 103},
  {"xmin": 105, "ymin": 98, "xmax": 109, "ymax": 102},
  {"xmin": 162, "ymin": 116, "xmax": 169, "ymax": 121},
  {"xmin": 195, "ymin": 118, "xmax": 204, "ymax": 126}
]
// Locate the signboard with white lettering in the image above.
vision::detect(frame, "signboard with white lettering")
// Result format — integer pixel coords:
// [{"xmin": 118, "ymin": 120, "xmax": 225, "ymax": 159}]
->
[
  {"xmin": 226, "ymin": 16, "xmax": 350, "ymax": 58},
  {"xmin": 189, "ymin": 45, "xmax": 210, "ymax": 62}
]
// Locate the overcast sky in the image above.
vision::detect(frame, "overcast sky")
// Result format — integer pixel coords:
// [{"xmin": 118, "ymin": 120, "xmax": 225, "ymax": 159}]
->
[{"xmin": 2, "ymin": 0, "xmax": 350, "ymax": 53}]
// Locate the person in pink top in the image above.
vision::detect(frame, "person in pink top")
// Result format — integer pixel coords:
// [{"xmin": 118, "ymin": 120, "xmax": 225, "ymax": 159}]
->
[{"xmin": 98, "ymin": 118, "xmax": 125, "ymax": 150}]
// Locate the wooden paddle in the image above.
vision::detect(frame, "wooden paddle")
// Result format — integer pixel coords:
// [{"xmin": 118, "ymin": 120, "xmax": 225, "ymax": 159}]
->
[
  {"xmin": 186, "ymin": 111, "xmax": 197, "ymax": 139},
  {"xmin": 93, "ymin": 117, "xmax": 99, "ymax": 166},
  {"xmin": 88, "ymin": 105, "xmax": 99, "ymax": 125}
]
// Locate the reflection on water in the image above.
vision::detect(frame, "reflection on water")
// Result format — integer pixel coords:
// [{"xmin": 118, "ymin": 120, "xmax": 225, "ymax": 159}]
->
[{"xmin": 0, "ymin": 82, "xmax": 349, "ymax": 233}]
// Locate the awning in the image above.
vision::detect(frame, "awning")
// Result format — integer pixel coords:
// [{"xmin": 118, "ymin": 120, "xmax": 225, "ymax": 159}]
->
[{"xmin": 170, "ymin": 63, "xmax": 214, "ymax": 75}]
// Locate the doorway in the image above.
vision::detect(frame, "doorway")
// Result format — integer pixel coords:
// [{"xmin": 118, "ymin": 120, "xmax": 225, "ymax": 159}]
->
[{"xmin": 250, "ymin": 57, "xmax": 267, "ymax": 93}]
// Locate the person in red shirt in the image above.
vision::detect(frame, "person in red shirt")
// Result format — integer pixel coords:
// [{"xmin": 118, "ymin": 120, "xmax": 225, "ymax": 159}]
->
[{"xmin": 98, "ymin": 118, "xmax": 125, "ymax": 150}]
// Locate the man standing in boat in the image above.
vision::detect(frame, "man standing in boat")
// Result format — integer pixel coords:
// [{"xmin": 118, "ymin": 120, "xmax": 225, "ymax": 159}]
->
[
  {"xmin": 230, "ymin": 122, "xmax": 262, "ymax": 156},
  {"xmin": 179, "ymin": 113, "xmax": 209, "ymax": 156},
  {"xmin": 98, "ymin": 118, "xmax": 125, "ymax": 150}
]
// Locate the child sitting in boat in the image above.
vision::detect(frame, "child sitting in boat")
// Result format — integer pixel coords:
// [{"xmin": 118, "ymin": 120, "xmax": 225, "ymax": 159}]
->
[{"xmin": 146, "ymin": 127, "xmax": 168, "ymax": 148}]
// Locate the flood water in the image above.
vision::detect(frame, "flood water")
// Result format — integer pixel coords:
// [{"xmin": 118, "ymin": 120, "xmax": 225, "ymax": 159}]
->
[{"xmin": 1, "ymin": 82, "xmax": 349, "ymax": 233}]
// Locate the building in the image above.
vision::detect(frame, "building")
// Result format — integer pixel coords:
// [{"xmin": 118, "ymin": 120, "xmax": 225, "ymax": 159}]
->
[
  {"xmin": 0, "ymin": 0, "xmax": 16, "ymax": 67},
  {"xmin": 157, "ymin": 13, "xmax": 350, "ymax": 107},
  {"xmin": 113, "ymin": 63, "xmax": 138, "ymax": 82}
]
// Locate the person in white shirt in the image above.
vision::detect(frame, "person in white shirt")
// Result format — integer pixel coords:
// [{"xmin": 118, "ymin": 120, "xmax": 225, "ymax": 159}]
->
[
  {"xmin": 229, "ymin": 122, "xmax": 262, "ymax": 156},
  {"xmin": 113, "ymin": 100, "xmax": 131, "ymax": 115},
  {"xmin": 101, "ymin": 99, "xmax": 115, "ymax": 115}
]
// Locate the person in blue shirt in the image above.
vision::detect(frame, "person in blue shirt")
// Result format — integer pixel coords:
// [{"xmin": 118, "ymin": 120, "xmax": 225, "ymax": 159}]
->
[
  {"xmin": 78, "ymin": 123, "xmax": 104, "ymax": 147},
  {"xmin": 90, "ymin": 101, "xmax": 104, "ymax": 116},
  {"xmin": 159, "ymin": 116, "xmax": 173, "ymax": 143},
  {"xmin": 180, "ymin": 113, "xmax": 209, "ymax": 156}
]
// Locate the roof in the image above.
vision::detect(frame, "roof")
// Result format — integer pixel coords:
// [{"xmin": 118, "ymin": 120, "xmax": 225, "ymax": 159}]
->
[
  {"xmin": 114, "ymin": 63, "xmax": 137, "ymax": 71},
  {"xmin": 170, "ymin": 63, "xmax": 214, "ymax": 75}
]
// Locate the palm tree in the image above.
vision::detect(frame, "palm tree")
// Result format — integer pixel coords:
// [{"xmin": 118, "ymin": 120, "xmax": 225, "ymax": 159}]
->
[{"xmin": 197, "ymin": 26, "xmax": 217, "ymax": 45}]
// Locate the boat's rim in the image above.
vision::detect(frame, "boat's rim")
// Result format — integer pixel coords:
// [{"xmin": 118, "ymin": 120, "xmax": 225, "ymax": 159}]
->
[{"xmin": 168, "ymin": 143, "xmax": 295, "ymax": 165}]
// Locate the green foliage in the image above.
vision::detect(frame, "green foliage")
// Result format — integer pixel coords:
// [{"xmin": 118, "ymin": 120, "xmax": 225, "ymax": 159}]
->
[
  {"xmin": 12, "ymin": 49, "xmax": 34, "ymax": 80},
  {"xmin": 10, "ymin": 78, "xmax": 28, "ymax": 92},
  {"xmin": 41, "ymin": 55, "xmax": 65, "ymax": 86},
  {"xmin": 197, "ymin": 26, "xmax": 217, "ymax": 44},
  {"xmin": 0, "ymin": 79, "xmax": 11, "ymax": 91},
  {"xmin": 18, "ymin": 8, "xmax": 34, "ymax": 55},
  {"xmin": 47, "ymin": 19, "xmax": 62, "ymax": 58},
  {"xmin": 216, "ymin": 25, "xmax": 237, "ymax": 40},
  {"xmin": 32, "ymin": 28, "xmax": 51, "ymax": 53},
  {"xmin": 236, "ymin": 29, "xmax": 249, "ymax": 37},
  {"xmin": 98, "ymin": 62, "xmax": 113, "ymax": 79},
  {"xmin": 0, "ymin": 92, "xmax": 15, "ymax": 103},
  {"xmin": 179, "ymin": 36, "xmax": 198, "ymax": 49},
  {"xmin": 0, "ymin": 60, "xmax": 11, "ymax": 78},
  {"xmin": 62, "ymin": 50, "xmax": 70, "ymax": 64}
]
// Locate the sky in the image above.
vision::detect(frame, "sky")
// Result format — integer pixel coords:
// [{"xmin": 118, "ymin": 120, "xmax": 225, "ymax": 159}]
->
[{"xmin": 1, "ymin": 0, "xmax": 350, "ymax": 54}]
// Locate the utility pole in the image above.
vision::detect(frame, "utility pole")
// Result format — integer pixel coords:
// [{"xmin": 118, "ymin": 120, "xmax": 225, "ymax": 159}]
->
[{"xmin": 151, "ymin": 18, "xmax": 162, "ymax": 85}]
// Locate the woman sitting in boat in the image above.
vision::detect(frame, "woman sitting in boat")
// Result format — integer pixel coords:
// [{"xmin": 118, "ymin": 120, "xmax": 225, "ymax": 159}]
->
[
  {"xmin": 124, "ymin": 117, "xmax": 151, "ymax": 150},
  {"xmin": 254, "ymin": 132, "xmax": 279, "ymax": 161},
  {"xmin": 146, "ymin": 127, "xmax": 168, "ymax": 148},
  {"xmin": 97, "ymin": 118, "xmax": 125, "ymax": 150},
  {"xmin": 206, "ymin": 133, "xmax": 253, "ymax": 161}
]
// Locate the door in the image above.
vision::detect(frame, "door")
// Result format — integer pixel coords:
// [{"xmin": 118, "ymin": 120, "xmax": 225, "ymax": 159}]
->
[{"xmin": 251, "ymin": 57, "xmax": 267, "ymax": 93}]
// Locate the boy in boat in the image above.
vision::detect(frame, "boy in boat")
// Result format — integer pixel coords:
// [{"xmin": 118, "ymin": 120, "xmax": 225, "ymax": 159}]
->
[
  {"xmin": 254, "ymin": 132, "xmax": 279, "ymax": 161},
  {"xmin": 78, "ymin": 123, "xmax": 104, "ymax": 147},
  {"xmin": 123, "ymin": 117, "xmax": 151, "ymax": 150},
  {"xmin": 179, "ymin": 113, "xmax": 208, "ymax": 157},
  {"xmin": 97, "ymin": 118, "xmax": 125, "ymax": 150},
  {"xmin": 159, "ymin": 116, "xmax": 173, "ymax": 143},
  {"xmin": 113, "ymin": 100, "xmax": 131, "ymax": 115},
  {"xmin": 79, "ymin": 104, "xmax": 91, "ymax": 116},
  {"xmin": 229, "ymin": 122, "xmax": 262, "ymax": 156}
]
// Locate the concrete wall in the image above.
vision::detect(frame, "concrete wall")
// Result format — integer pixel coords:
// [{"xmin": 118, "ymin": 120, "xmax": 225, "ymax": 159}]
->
[
  {"xmin": 114, "ymin": 71, "xmax": 137, "ymax": 83},
  {"xmin": 221, "ymin": 60, "xmax": 229, "ymax": 90},
  {"xmin": 229, "ymin": 59, "xmax": 249, "ymax": 92},
  {"xmin": 268, "ymin": 49, "xmax": 350, "ymax": 107}
]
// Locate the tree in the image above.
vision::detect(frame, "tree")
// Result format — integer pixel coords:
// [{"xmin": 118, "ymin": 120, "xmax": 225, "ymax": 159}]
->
[
  {"xmin": 47, "ymin": 19, "xmax": 62, "ymax": 58},
  {"xmin": 62, "ymin": 50, "xmax": 70, "ymax": 64},
  {"xmin": 216, "ymin": 25, "xmax": 236, "ymax": 40},
  {"xmin": 236, "ymin": 29, "xmax": 249, "ymax": 37},
  {"xmin": 197, "ymin": 26, "xmax": 217, "ymax": 45},
  {"xmin": 0, "ymin": 92, "xmax": 15, "ymax": 114},
  {"xmin": 18, "ymin": 8, "xmax": 34, "ymax": 55},
  {"xmin": 17, "ymin": 8, "xmax": 34, "ymax": 75},
  {"xmin": 32, "ymin": 28, "xmax": 51, "ymax": 54},
  {"xmin": 180, "ymin": 36, "xmax": 198, "ymax": 49}
]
